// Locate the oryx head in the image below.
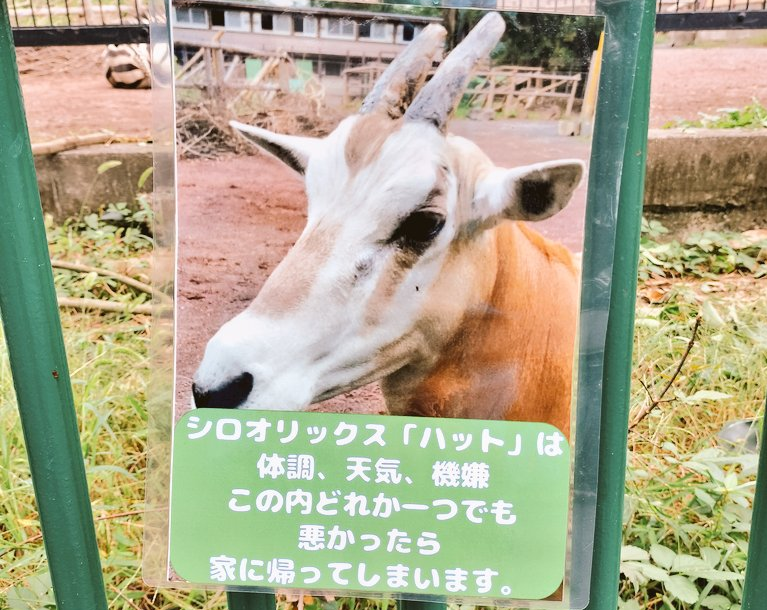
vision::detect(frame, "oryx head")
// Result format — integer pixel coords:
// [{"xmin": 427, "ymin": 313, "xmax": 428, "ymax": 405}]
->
[{"xmin": 192, "ymin": 13, "xmax": 584, "ymax": 410}]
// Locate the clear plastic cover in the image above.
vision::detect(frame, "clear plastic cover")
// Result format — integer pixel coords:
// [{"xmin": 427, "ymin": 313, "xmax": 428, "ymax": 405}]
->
[{"xmin": 144, "ymin": 2, "xmax": 640, "ymax": 608}]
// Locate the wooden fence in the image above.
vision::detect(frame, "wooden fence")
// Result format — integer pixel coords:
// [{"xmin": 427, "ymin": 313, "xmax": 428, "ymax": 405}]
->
[{"xmin": 343, "ymin": 63, "xmax": 582, "ymax": 116}]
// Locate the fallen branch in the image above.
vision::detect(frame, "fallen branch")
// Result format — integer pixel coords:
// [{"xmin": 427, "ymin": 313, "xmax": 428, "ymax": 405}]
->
[
  {"xmin": 51, "ymin": 259, "xmax": 169, "ymax": 303},
  {"xmin": 57, "ymin": 296, "xmax": 152, "ymax": 315},
  {"xmin": 0, "ymin": 507, "xmax": 158, "ymax": 558},
  {"xmin": 629, "ymin": 316, "xmax": 702, "ymax": 430},
  {"xmin": 32, "ymin": 131, "xmax": 121, "ymax": 156}
]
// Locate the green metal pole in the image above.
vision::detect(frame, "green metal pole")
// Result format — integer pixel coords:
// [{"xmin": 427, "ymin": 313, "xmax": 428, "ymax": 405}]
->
[
  {"xmin": 584, "ymin": 1, "xmax": 656, "ymax": 609},
  {"xmin": 227, "ymin": 591, "xmax": 276, "ymax": 610},
  {"xmin": 741, "ymin": 410, "xmax": 767, "ymax": 609},
  {"xmin": 0, "ymin": 6, "xmax": 108, "ymax": 610}
]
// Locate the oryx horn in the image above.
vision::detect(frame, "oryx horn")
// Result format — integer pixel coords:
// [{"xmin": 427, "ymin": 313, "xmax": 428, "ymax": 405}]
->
[
  {"xmin": 405, "ymin": 12, "xmax": 506, "ymax": 131},
  {"xmin": 360, "ymin": 23, "xmax": 446, "ymax": 119}
]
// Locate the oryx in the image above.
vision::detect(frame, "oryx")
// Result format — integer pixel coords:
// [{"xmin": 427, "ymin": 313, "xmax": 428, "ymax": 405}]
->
[{"xmin": 191, "ymin": 13, "xmax": 583, "ymax": 436}]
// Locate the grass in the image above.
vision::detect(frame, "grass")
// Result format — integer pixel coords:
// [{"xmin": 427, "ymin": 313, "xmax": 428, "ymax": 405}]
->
[
  {"xmin": 0, "ymin": 207, "xmax": 222, "ymax": 610},
  {"xmin": 620, "ymin": 221, "xmax": 767, "ymax": 610},
  {"xmin": 1, "ymin": 214, "xmax": 766, "ymax": 609},
  {"xmin": 654, "ymin": 31, "xmax": 767, "ymax": 49},
  {"xmin": 662, "ymin": 99, "xmax": 767, "ymax": 130}
]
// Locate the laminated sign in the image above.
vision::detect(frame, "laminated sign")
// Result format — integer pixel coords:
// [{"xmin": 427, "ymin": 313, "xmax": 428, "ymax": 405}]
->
[
  {"xmin": 155, "ymin": 2, "xmax": 613, "ymax": 607},
  {"xmin": 171, "ymin": 413, "xmax": 570, "ymax": 599}
]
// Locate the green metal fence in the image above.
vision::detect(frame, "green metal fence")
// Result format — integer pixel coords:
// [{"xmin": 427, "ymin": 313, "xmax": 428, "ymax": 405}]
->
[
  {"xmin": 0, "ymin": 3, "xmax": 107, "ymax": 608},
  {"xmin": 1, "ymin": 0, "xmax": 765, "ymax": 609}
]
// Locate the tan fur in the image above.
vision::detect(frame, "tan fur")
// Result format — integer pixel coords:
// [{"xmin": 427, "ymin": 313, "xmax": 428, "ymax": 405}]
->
[
  {"xmin": 249, "ymin": 228, "xmax": 334, "ymax": 314},
  {"xmin": 363, "ymin": 254, "xmax": 413, "ymax": 327},
  {"xmin": 345, "ymin": 115, "xmax": 403, "ymax": 176},
  {"xmin": 383, "ymin": 222, "xmax": 578, "ymax": 438}
]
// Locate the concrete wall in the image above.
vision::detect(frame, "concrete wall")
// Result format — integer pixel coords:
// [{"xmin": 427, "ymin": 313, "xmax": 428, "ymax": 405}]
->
[
  {"xmin": 35, "ymin": 129, "xmax": 767, "ymax": 232},
  {"xmin": 643, "ymin": 128, "xmax": 767, "ymax": 233},
  {"xmin": 34, "ymin": 143, "xmax": 153, "ymax": 221},
  {"xmin": 645, "ymin": 128, "xmax": 767, "ymax": 211}
]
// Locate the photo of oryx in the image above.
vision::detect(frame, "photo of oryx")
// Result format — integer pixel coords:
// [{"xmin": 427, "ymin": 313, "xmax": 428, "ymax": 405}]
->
[{"xmin": 173, "ymin": 6, "xmax": 602, "ymax": 437}]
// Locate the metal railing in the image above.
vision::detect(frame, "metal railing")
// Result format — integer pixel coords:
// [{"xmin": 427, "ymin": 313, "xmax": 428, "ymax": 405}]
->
[
  {"xmin": 496, "ymin": 0, "xmax": 598, "ymax": 13},
  {"xmin": 656, "ymin": 0, "xmax": 767, "ymax": 29},
  {"xmin": 10, "ymin": 0, "xmax": 148, "ymax": 45},
  {"xmin": 1, "ymin": 2, "xmax": 767, "ymax": 610},
  {"xmin": 8, "ymin": 0, "xmax": 767, "ymax": 47}
]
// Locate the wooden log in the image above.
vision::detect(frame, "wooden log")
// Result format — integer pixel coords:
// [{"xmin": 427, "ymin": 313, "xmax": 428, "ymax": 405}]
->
[{"xmin": 32, "ymin": 132, "xmax": 117, "ymax": 156}]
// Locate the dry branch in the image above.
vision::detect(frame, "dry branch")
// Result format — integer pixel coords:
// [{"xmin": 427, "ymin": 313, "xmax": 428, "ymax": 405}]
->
[
  {"xmin": 32, "ymin": 131, "xmax": 124, "ymax": 156},
  {"xmin": 630, "ymin": 316, "xmax": 702, "ymax": 430},
  {"xmin": 57, "ymin": 297, "xmax": 152, "ymax": 315},
  {"xmin": 176, "ymin": 91, "xmax": 340, "ymax": 159},
  {"xmin": 51, "ymin": 259, "xmax": 167, "ymax": 302},
  {"xmin": 0, "ymin": 507, "xmax": 160, "ymax": 558}
]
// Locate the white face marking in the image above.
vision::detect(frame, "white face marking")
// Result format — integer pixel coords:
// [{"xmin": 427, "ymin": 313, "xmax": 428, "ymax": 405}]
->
[{"xmin": 193, "ymin": 118, "xmax": 476, "ymax": 409}]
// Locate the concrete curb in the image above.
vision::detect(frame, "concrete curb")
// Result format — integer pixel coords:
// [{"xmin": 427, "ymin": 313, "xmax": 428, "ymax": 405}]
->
[
  {"xmin": 35, "ymin": 129, "xmax": 767, "ymax": 231},
  {"xmin": 645, "ymin": 128, "xmax": 767, "ymax": 212},
  {"xmin": 35, "ymin": 142, "xmax": 153, "ymax": 221}
]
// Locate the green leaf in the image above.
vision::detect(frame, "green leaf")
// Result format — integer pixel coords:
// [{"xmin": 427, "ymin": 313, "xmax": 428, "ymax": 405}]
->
[
  {"xmin": 620, "ymin": 562, "xmax": 648, "ymax": 591},
  {"xmin": 97, "ymin": 160, "xmax": 122, "ymax": 174},
  {"xmin": 701, "ymin": 594, "xmax": 732, "ymax": 609},
  {"xmin": 682, "ymin": 390, "xmax": 732, "ymax": 404},
  {"xmin": 639, "ymin": 562, "xmax": 670, "ymax": 582},
  {"xmin": 621, "ymin": 561, "xmax": 669, "ymax": 585},
  {"xmin": 702, "ymin": 300, "xmax": 726, "ymax": 328},
  {"xmin": 6, "ymin": 572, "xmax": 55, "ymax": 609},
  {"xmin": 665, "ymin": 574, "xmax": 700, "ymax": 604},
  {"xmin": 672, "ymin": 553, "xmax": 710, "ymax": 572},
  {"xmin": 618, "ymin": 600, "xmax": 641, "ymax": 610},
  {"xmin": 621, "ymin": 545, "xmax": 650, "ymax": 562},
  {"xmin": 695, "ymin": 488, "xmax": 717, "ymax": 509},
  {"xmin": 137, "ymin": 166, "xmax": 153, "ymax": 189},
  {"xmin": 701, "ymin": 546, "xmax": 722, "ymax": 568},
  {"xmin": 650, "ymin": 544, "xmax": 677, "ymax": 569},
  {"xmin": 84, "ymin": 213, "xmax": 100, "ymax": 230},
  {"xmin": 688, "ymin": 569, "xmax": 743, "ymax": 582},
  {"xmin": 724, "ymin": 471, "xmax": 739, "ymax": 490}
]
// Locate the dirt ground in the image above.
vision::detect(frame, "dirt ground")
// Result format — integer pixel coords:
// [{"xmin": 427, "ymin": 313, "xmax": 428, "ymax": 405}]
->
[
  {"xmin": 18, "ymin": 45, "xmax": 767, "ymax": 142},
  {"xmin": 17, "ymin": 47, "xmax": 152, "ymax": 141},
  {"xmin": 16, "ymin": 43, "xmax": 767, "ymax": 412}
]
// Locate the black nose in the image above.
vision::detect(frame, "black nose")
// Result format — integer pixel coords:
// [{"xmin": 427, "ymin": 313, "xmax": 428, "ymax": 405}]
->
[{"xmin": 193, "ymin": 372, "xmax": 254, "ymax": 409}]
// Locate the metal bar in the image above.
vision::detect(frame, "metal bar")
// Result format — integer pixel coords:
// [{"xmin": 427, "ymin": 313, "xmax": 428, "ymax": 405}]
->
[
  {"xmin": 656, "ymin": 10, "xmax": 767, "ymax": 29},
  {"xmin": 741, "ymin": 407, "xmax": 767, "ymax": 610},
  {"xmin": 11, "ymin": 23, "xmax": 149, "ymax": 44},
  {"xmin": 62, "ymin": 0, "xmax": 71, "ymax": 25},
  {"xmin": 30, "ymin": 0, "xmax": 38, "ymax": 28},
  {"xmin": 0, "ymin": 6, "xmax": 108, "ymax": 610},
  {"xmin": 227, "ymin": 592, "xmax": 276, "ymax": 610},
  {"xmin": 45, "ymin": 0, "xmax": 55, "ymax": 27},
  {"xmin": 581, "ymin": 0, "xmax": 655, "ymax": 609},
  {"xmin": 400, "ymin": 599, "xmax": 446, "ymax": 610}
]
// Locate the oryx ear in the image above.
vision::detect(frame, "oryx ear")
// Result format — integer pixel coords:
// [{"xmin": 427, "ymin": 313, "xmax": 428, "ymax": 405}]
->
[
  {"xmin": 474, "ymin": 159, "xmax": 584, "ymax": 224},
  {"xmin": 230, "ymin": 120, "xmax": 323, "ymax": 175}
]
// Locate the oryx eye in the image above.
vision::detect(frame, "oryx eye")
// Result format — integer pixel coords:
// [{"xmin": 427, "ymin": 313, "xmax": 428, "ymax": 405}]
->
[{"xmin": 389, "ymin": 210, "xmax": 446, "ymax": 254}]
